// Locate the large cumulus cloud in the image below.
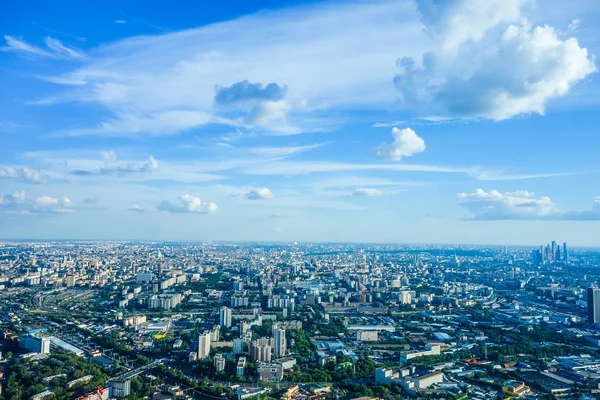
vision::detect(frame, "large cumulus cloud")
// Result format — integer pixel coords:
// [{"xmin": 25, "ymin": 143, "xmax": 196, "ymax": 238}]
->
[{"xmin": 395, "ymin": 0, "xmax": 596, "ymax": 120}]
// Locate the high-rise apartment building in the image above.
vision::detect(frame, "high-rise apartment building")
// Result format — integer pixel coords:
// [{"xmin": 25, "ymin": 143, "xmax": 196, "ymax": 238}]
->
[
  {"xmin": 214, "ymin": 353, "xmax": 226, "ymax": 372},
  {"xmin": 198, "ymin": 331, "xmax": 211, "ymax": 359},
  {"xmin": 273, "ymin": 327, "xmax": 286, "ymax": 358},
  {"xmin": 219, "ymin": 306, "xmax": 232, "ymax": 328},
  {"xmin": 250, "ymin": 340, "xmax": 272, "ymax": 362}
]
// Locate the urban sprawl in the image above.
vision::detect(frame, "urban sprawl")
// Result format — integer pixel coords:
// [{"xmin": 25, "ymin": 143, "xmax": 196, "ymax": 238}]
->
[{"xmin": 0, "ymin": 241, "xmax": 599, "ymax": 400}]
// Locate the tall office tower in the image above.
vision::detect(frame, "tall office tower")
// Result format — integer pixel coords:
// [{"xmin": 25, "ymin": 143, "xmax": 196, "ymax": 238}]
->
[
  {"xmin": 546, "ymin": 245, "xmax": 552, "ymax": 262},
  {"xmin": 551, "ymin": 241, "xmax": 556, "ymax": 261},
  {"xmin": 198, "ymin": 331, "xmax": 211, "ymax": 359},
  {"xmin": 556, "ymin": 246, "xmax": 561, "ymax": 262},
  {"xmin": 563, "ymin": 242, "xmax": 568, "ymax": 262},
  {"xmin": 219, "ymin": 306, "xmax": 232, "ymax": 328},
  {"xmin": 588, "ymin": 287, "xmax": 600, "ymax": 324},
  {"xmin": 540, "ymin": 245, "xmax": 544, "ymax": 262},
  {"xmin": 273, "ymin": 328, "xmax": 287, "ymax": 358}
]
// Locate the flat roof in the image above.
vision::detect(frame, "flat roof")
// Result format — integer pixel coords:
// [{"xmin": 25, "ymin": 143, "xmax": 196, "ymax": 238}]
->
[{"xmin": 48, "ymin": 337, "xmax": 84, "ymax": 355}]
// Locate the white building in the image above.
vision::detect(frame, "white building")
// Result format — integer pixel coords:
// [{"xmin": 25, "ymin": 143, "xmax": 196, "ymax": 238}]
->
[
  {"xmin": 273, "ymin": 328, "xmax": 287, "ymax": 358},
  {"xmin": 220, "ymin": 306, "xmax": 232, "ymax": 328},
  {"xmin": 400, "ymin": 291, "xmax": 413, "ymax": 304},
  {"xmin": 198, "ymin": 331, "xmax": 211, "ymax": 359},
  {"xmin": 214, "ymin": 353, "xmax": 226, "ymax": 372},
  {"xmin": 356, "ymin": 331, "xmax": 379, "ymax": 342},
  {"xmin": 400, "ymin": 345, "xmax": 441, "ymax": 362}
]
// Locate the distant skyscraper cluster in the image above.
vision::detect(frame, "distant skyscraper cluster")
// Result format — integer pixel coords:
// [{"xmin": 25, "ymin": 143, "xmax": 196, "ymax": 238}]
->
[{"xmin": 531, "ymin": 241, "xmax": 567, "ymax": 265}]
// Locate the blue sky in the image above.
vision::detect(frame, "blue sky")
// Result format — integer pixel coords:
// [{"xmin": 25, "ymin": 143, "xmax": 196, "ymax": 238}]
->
[{"xmin": 1, "ymin": 0, "xmax": 600, "ymax": 245}]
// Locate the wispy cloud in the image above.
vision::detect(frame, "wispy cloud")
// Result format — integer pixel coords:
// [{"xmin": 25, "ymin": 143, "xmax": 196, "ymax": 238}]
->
[
  {"xmin": 246, "ymin": 143, "xmax": 326, "ymax": 158},
  {"xmin": 1, "ymin": 35, "xmax": 85, "ymax": 59},
  {"xmin": 43, "ymin": 36, "xmax": 85, "ymax": 59},
  {"xmin": 468, "ymin": 169, "xmax": 583, "ymax": 181},
  {"xmin": 352, "ymin": 188, "xmax": 384, "ymax": 197}
]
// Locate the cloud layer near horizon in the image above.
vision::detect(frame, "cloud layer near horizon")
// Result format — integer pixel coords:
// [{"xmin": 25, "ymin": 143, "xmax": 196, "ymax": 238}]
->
[{"xmin": 459, "ymin": 189, "xmax": 600, "ymax": 220}]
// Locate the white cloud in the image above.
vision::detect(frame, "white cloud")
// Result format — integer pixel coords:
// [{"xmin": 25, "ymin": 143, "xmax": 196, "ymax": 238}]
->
[
  {"xmin": 43, "ymin": 36, "xmax": 85, "ymax": 59},
  {"xmin": 568, "ymin": 19, "xmax": 581, "ymax": 33},
  {"xmin": 158, "ymin": 194, "xmax": 217, "ymax": 214},
  {"xmin": 247, "ymin": 143, "xmax": 325, "ymax": 158},
  {"xmin": 395, "ymin": 0, "xmax": 596, "ymax": 120},
  {"xmin": 71, "ymin": 152, "xmax": 158, "ymax": 175},
  {"xmin": 245, "ymin": 100, "xmax": 293, "ymax": 132},
  {"xmin": 1, "ymin": 35, "xmax": 84, "ymax": 59},
  {"xmin": 1, "ymin": 35, "xmax": 52, "ymax": 57},
  {"xmin": 458, "ymin": 189, "xmax": 600, "ymax": 220},
  {"xmin": 128, "ymin": 204, "xmax": 144, "ymax": 212},
  {"xmin": 372, "ymin": 121, "xmax": 406, "ymax": 128},
  {"xmin": 240, "ymin": 159, "xmax": 566, "ymax": 180},
  {"xmin": 352, "ymin": 188, "xmax": 384, "ymax": 197},
  {"xmin": 418, "ymin": 0, "xmax": 526, "ymax": 52},
  {"xmin": 0, "ymin": 166, "xmax": 48, "ymax": 183},
  {"xmin": 33, "ymin": 0, "xmax": 427, "ymax": 136},
  {"xmin": 0, "ymin": 191, "xmax": 27, "ymax": 206},
  {"xmin": 0, "ymin": 191, "xmax": 74, "ymax": 214},
  {"xmin": 115, "ymin": 20, "xmax": 127, "ymax": 24},
  {"xmin": 375, "ymin": 127, "xmax": 426, "ymax": 161},
  {"xmin": 213, "ymin": 80, "xmax": 297, "ymax": 133},
  {"xmin": 245, "ymin": 187, "xmax": 275, "ymax": 200}
]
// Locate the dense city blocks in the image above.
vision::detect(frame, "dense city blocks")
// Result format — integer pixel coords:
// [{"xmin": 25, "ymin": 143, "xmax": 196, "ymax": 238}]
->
[{"xmin": 0, "ymin": 241, "xmax": 599, "ymax": 400}]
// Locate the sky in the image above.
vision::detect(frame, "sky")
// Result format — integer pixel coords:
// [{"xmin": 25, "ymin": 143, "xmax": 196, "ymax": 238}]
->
[{"xmin": 1, "ymin": 0, "xmax": 600, "ymax": 245}]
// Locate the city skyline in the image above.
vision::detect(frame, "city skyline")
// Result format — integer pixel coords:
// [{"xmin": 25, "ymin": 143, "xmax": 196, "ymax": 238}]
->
[{"xmin": 2, "ymin": 0, "xmax": 600, "ymax": 245}]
